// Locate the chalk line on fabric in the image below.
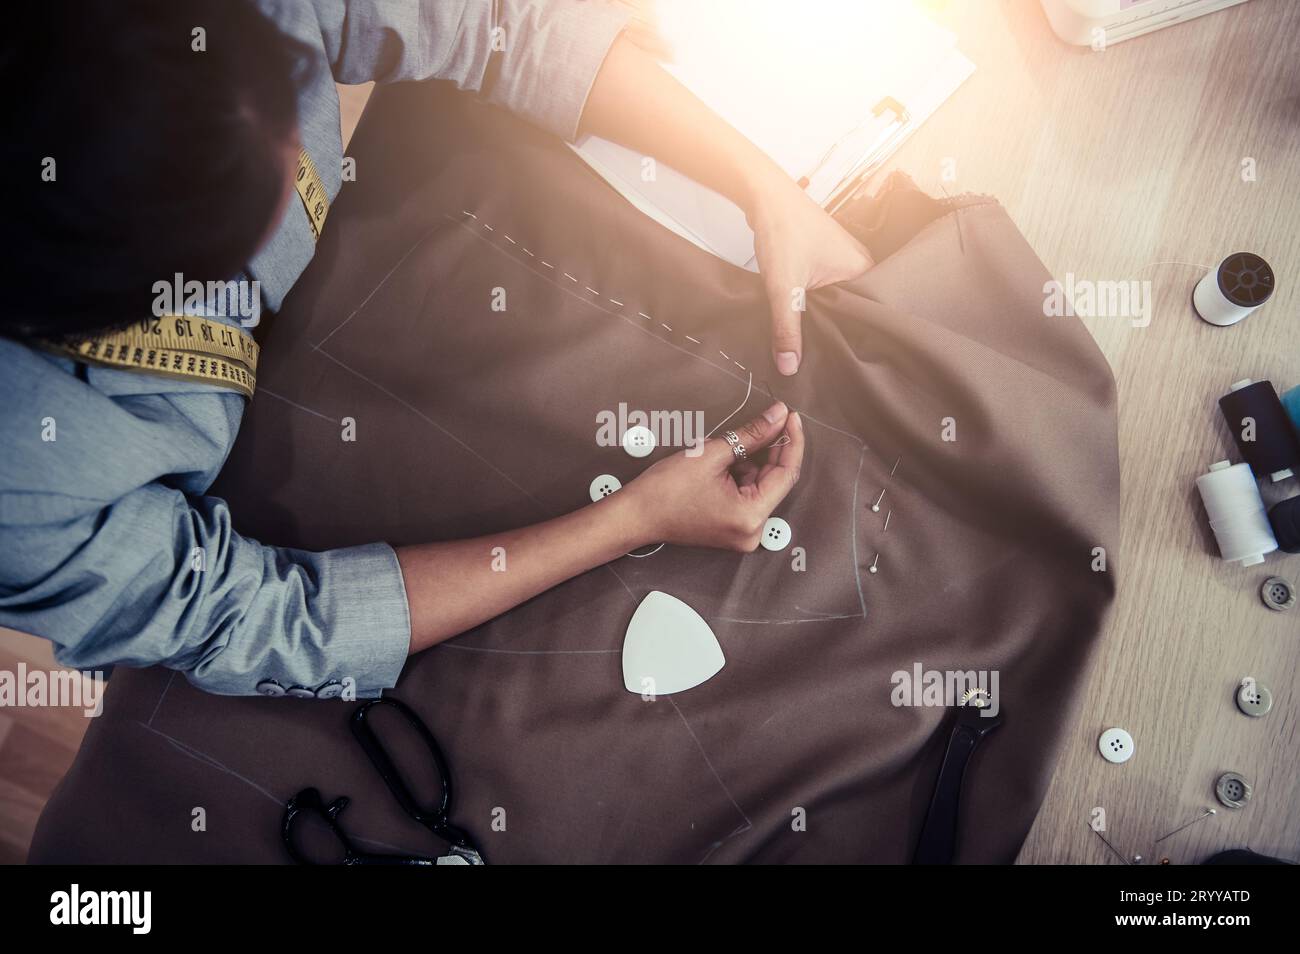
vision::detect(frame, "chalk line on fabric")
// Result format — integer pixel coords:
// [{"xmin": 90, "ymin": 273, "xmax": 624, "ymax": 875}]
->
[
  {"xmin": 850, "ymin": 447, "xmax": 869, "ymax": 614},
  {"xmin": 259, "ymin": 387, "xmax": 337, "ymax": 424},
  {"xmin": 667, "ymin": 695, "xmax": 753, "ymax": 859},
  {"xmin": 315, "ymin": 224, "xmax": 444, "ymax": 347},
  {"xmin": 439, "ymin": 644, "xmax": 620, "ymax": 655},
  {"xmin": 146, "ymin": 670, "xmax": 177, "ymax": 727},
  {"xmin": 135, "ymin": 720, "xmax": 411, "ymax": 854}
]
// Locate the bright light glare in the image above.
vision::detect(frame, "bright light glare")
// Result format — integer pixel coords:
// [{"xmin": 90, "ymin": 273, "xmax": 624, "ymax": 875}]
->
[{"xmin": 654, "ymin": 1, "xmax": 953, "ymax": 176}]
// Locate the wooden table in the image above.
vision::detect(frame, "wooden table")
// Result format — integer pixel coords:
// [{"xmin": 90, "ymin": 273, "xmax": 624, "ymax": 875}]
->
[{"xmin": 880, "ymin": 0, "xmax": 1299, "ymax": 863}]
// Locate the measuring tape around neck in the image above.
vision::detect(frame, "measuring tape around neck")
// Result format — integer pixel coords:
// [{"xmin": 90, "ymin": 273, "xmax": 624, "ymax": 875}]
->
[
  {"xmin": 37, "ymin": 149, "xmax": 331, "ymax": 398},
  {"xmin": 295, "ymin": 147, "xmax": 330, "ymax": 241},
  {"xmin": 43, "ymin": 315, "xmax": 260, "ymax": 399}
]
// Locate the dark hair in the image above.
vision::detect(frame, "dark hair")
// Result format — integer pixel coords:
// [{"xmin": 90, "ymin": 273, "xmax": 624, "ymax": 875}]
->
[{"xmin": 1, "ymin": 0, "xmax": 311, "ymax": 339}]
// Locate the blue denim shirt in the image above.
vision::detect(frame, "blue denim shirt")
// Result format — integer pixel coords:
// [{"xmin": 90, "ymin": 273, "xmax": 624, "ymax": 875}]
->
[{"xmin": 0, "ymin": 0, "xmax": 629, "ymax": 696}]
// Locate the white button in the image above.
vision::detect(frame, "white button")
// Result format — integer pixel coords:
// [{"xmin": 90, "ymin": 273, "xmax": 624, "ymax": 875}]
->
[
  {"xmin": 286, "ymin": 686, "xmax": 317, "ymax": 699},
  {"xmin": 622, "ymin": 425, "xmax": 656, "ymax": 458},
  {"xmin": 316, "ymin": 681, "xmax": 344, "ymax": 700},
  {"xmin": 256, "ymin": 680, "xmax": 285, "ymax": 697},
  {"xmin": 1098, "ymin": 727, "xmax": 1134, "ymax": 764},
  {"xmin": 589, "ymin": 474, "xmax": 623, "ymax": 502},
  {"xmin": 760, "ymin": 517, "xmax": 792, "ymax": 551}
]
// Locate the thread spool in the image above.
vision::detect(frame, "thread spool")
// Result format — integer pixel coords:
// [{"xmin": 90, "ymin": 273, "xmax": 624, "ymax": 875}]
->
[
  {"xmin": 1282, "ymin": 385, "xmax": 1300, "ymax": 435},
  {"xmin": 1193, "ymin": 252, "xmax": 1274, "ymax": 326},
  {"xmin": 1218, "ymin": 379, "xmax": 1300, "ymax": 482},
  {"xmin": 1268, "ymin": 496, "xmax": 1300, "ymax": 553},
  {"xmin": 1195, "ymin": 461, "xmax": 1278, "ymax": 567}
]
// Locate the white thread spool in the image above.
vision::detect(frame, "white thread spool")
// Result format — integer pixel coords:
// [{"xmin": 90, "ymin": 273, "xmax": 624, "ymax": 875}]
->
[
  {"xmin": 1193, "ymin": 252, "xmax": 1275, "ymax": 326},
  {"xmin": 1195, "ymin": 461, "xmax": 1278, "ymax": 566}
]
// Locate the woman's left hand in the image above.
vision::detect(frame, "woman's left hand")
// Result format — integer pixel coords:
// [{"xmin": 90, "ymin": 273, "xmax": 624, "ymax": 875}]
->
[
  {"xmin": 747, "ymin": 176, "xmax": 874, "ymax": 376},
  {"xmin": 580, "ymin": 33, "xmax": 872, "ymax": 376}
]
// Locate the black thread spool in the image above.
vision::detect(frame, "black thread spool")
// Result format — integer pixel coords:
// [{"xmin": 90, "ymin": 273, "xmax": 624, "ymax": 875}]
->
[
  {"xmin": 1269, "ymin": 496, "xmax": 1300, "ymax": 553},
  {"xmin": 1218, "ymin": 379, "xmax": 1300, "ymax": 483}
]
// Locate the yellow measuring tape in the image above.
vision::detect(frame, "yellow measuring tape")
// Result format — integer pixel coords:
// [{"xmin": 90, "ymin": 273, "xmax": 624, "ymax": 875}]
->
[
  {"xmin": 295, "ymin": 147, "xmax": 330, "ymax": 242},
  {"xmin": 41, "ymin": 150, "xmax": 332, "ymax": 399},
  {"xmin": 47, "ymin": 315, "xmax": 261, "ymax": 399}
]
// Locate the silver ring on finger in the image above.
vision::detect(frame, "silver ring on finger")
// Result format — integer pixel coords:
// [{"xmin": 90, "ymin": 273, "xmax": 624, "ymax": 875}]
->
[{"xmin": 722, "ymin": 429, "xmax": 747, "ymax": 461}]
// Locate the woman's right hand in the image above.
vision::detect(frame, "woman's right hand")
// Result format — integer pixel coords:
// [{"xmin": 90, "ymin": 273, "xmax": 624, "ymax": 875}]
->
[
  {"xmin": 400, "ymin": 402, "xmax": 804, "ymax": 654},
  {"xmin": 623, "ymin": 402, "xmax": 804, "ymax": 552}
]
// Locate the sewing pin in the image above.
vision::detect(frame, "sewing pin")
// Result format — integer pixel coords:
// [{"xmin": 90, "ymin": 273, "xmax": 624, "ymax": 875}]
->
[
  {"xmin": 882, "ymin": 509, "xmax": 892, "ymax": 532},
  {"xmin": 868, "ymin": 553, "xmax": 879, "ymax": 574},
  {"xmin": 871, "ymin": 459, "xmax": 902, "ymax": 512},
  {"xmin": 1154, "ymin": 808, "xmax": 1216, "ymax": 844},
  {"xmin": 1087, "ymin": 825, "xmax": 1130, "ymax": 865}
]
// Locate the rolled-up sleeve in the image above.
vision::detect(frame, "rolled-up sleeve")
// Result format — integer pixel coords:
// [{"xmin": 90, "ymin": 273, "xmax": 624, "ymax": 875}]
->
[
  {"xmin": 311, "ymin": 0, "xmax": 630, "ymax": 140},
  {"xmin": 0, "ymin": 485, "xmax": 410, "ymax": 698}
]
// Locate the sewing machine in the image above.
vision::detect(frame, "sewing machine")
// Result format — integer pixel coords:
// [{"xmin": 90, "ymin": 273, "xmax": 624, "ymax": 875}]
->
[{"xmin": 1039, "ymin": 0, "xmax": 1252, "ymax": 45}]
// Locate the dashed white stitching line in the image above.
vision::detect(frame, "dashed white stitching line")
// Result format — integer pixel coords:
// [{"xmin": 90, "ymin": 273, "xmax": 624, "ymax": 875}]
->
[{"xmin": 463, "ymin": 212, "xmax": 759, "ymax": 377}]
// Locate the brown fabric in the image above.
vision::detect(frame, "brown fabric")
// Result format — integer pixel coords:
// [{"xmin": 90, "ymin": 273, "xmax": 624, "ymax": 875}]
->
[{"xmin": 30, "ymin": 82, "xmax": 1119, "ymax": 864}]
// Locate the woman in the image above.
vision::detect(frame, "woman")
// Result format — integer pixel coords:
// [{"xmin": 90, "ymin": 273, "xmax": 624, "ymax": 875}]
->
[{"xmin": 0, "ymin": 0, "xmax": 869, "ymax": 697}]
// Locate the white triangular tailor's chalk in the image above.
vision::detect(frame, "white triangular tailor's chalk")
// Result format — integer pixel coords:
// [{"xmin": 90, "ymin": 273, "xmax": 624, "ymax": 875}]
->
[{"xmin": 622, "ymin": 591, "xmax": 725, "ymax": 695}]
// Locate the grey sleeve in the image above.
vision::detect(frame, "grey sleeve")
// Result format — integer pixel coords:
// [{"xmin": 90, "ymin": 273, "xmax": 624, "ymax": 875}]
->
[
  {"xmin": 311, "ymin": 0, "xmax": 630, "ymax": 140},
  {"xmin": 0, "ymin": 484, "xmax": 411, "ymax": 698}
]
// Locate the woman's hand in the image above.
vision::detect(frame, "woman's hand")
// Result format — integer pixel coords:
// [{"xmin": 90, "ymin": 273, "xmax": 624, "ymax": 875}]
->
[
  {"xmin": 747, "ymin": 175, "xmax": 874, "ymax": 376},
  {"xmin": 580, "ymin": 36, "xmax": 874, "ymax": 378},
  {"xmin": 399, "ymin": 402, "xmax": 804, "ymax": 653},
  {"xmin": 623, "ymin": 402, "xmax": 804, "ymax": 551}
]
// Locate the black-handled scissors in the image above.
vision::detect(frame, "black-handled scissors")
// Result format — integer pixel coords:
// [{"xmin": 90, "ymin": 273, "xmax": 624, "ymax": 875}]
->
[
  {"xmin": 913, "ymin": 690, "xmax": 1002, "ymax": 865},
  {"xmin": 281, "ymin": 697, "xmax": 485, "ymax": 865}
]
